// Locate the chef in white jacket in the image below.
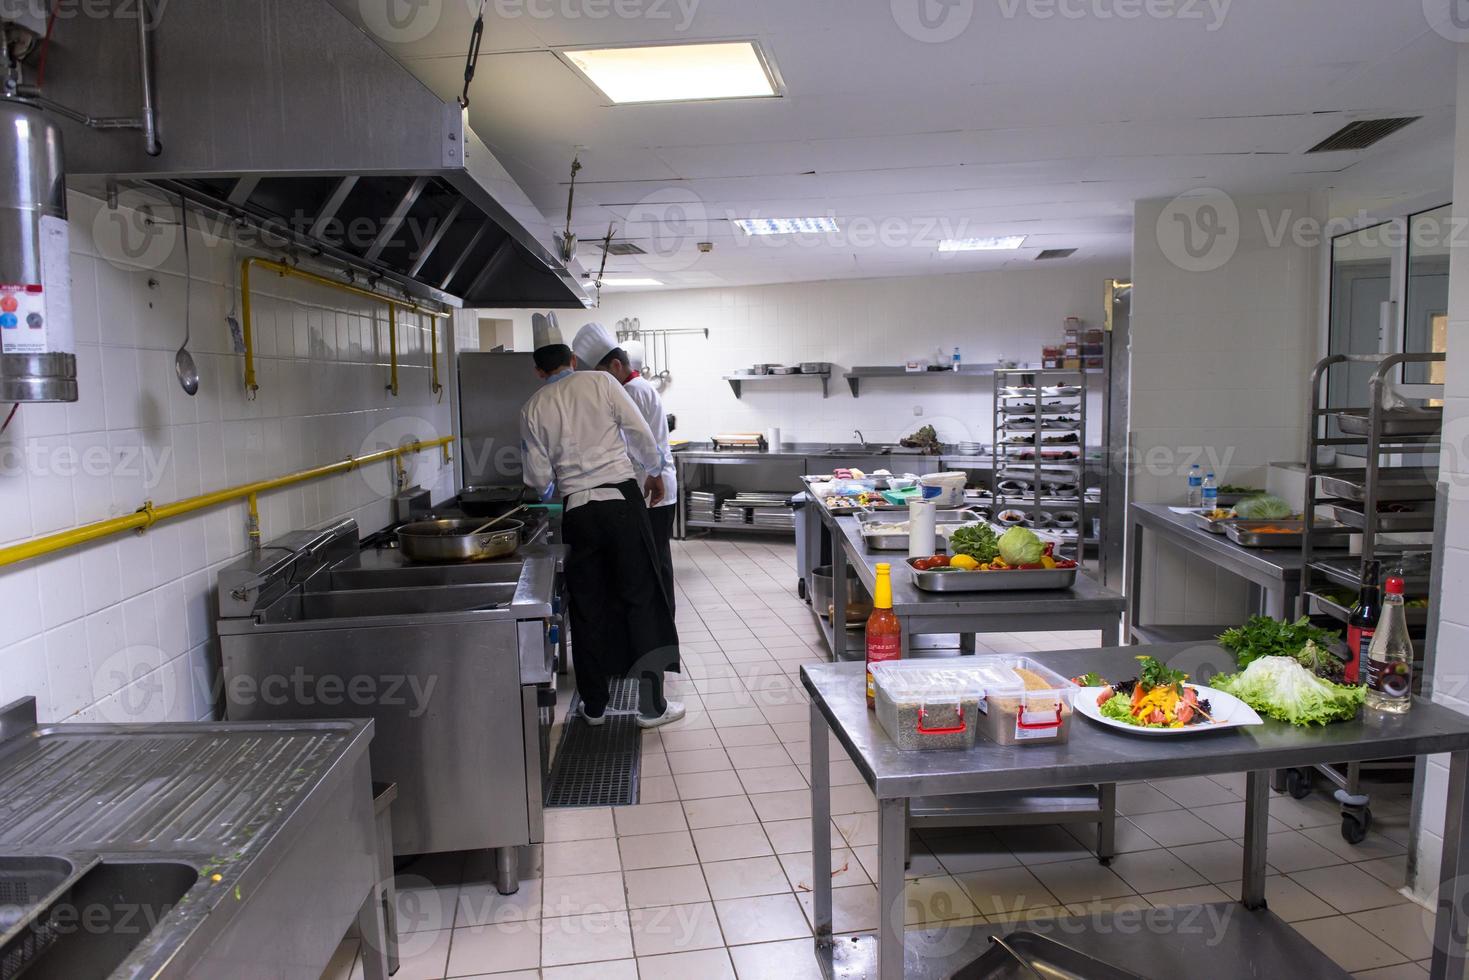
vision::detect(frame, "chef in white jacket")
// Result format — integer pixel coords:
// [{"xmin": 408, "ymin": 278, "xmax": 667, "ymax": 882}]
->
[
  {"xmin": 571, "ymin": 322, "xmax": 679, "ymax": 613},
  {"xmin": 520, "ymin": 315, "xmax": 683, "ymax": 729}
]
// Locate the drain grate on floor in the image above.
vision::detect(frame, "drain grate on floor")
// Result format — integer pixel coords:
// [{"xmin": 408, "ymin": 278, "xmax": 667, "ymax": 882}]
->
[{"xmin": 545, "ymin": 679, "xmax": 642, "ymax": 808}]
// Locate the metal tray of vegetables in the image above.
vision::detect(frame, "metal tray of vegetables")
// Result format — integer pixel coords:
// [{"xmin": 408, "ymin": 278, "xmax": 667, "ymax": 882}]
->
[{"xmin": 906, "ymin": 557, "xmax": 1077, "ymax": 592}]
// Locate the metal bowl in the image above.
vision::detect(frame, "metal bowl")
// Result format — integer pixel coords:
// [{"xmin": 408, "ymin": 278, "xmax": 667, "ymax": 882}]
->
[{"xmin": 396, "ymin": 518, "xmax": 523, "ymax": 563}]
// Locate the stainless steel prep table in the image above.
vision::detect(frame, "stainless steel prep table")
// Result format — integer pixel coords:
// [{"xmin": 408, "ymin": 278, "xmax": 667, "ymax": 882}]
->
[
  {"xmin": 1127, "ymin": 502, "xmax": 1346, "ymax": 643},
  {"xmin": 813, "ymin": 499, "xmax": 1125, "ymax": 658},
  {"xmin": 802, "ymin": 645, "xmax": 1469, "ymax": 980}
]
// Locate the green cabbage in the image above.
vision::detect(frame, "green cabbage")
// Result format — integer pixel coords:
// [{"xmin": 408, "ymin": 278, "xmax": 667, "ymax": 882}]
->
[
  {"xmin": 998, "ymin": 526, "xmax": 1044, "ymax": 565},
  {"xmin": 1234, "ymin": 494, "xmax": 1293, "ymax": 520},
  {"xmin": 1212, "ymin": 656, "xmax": 1365, "ymax": 726}
]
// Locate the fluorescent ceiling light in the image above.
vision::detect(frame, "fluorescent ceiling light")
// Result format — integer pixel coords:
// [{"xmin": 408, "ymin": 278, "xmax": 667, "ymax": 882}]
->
[
  {"xmin": 735, "ymin": 217, "xmax": 839, "ymax": 236},
  {"xmin": 938, "ymin": 236, "xmax": 1028, "ymax": 252},
  {"xmin": 598, "ymin": 277, "xmax": 664, "ymax": 287},
  {"xmin": 564, "ymin": 42, "xmax": 778, "ymax": 105}
]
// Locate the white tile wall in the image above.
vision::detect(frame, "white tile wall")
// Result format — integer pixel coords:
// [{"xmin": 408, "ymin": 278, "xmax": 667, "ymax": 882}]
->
[
  {"xmin": 1417, "ymin": 44, "xmax": 1469, "ymax": 902},
  {"xmin": 477, "ymin": 261, "xmax": 1124, "ymax": 448},
  {"xmin": 0, "ymin": 191, "xmax": 477, "ymax": 724},
  {"xmin": 1129, "ymin": 192, "xmax": 1321, "ymax": 625}
]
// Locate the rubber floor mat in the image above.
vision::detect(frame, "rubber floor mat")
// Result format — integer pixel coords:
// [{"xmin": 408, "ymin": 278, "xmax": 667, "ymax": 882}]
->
[{"xmin": 545, "ymin": 679, "xmax": 642, "ymax": 808}]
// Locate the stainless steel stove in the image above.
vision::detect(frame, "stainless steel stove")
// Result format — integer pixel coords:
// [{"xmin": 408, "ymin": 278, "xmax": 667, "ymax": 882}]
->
[{"xmin": 216, "ymin": 517, "xmax": 563, "ymax": 895}]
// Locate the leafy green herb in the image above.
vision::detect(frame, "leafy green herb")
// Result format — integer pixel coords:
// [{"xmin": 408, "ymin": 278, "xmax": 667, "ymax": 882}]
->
[
  {"xmin": 948, "ymin": 523, "xmax": 1000, "ymax": 563},
  {"xmin": 1100, "ymin": 693, "xmax": 1172, "ymax": 728},
  {"xmin": 1217, "ymin": 616, "xmax": 1342, "ymax": 670},
  {"xmin": 1213, "ymin": 656, "xmax": 1365, "ymax": 726},
  {"xmin": 1074, "ymin": 671, "xmax": 1106, "ymax": 687},
  {"xmin": 1136, "ymin": 655, "xmax": 1187, "ymax": 692}
]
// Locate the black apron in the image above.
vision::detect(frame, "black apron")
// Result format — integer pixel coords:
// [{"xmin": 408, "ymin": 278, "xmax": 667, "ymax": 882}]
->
[{"xmin": 561, "ymin": 480, "xmax": 680, "ymax": 696}]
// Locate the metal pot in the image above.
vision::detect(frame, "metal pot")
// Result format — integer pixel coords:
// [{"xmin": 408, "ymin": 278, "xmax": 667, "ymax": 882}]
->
[{"xmin": 396, "ymin": 518, "xmax": 524, "ymax": 563}]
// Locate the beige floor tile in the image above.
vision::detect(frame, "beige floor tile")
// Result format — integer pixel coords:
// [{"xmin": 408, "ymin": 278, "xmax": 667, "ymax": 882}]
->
[
  {"xmin": 1028, "ymin": 857, "xmax": 1136, "ymax": 904},
  {"xmin": 718, "ymin": 724, "xmax": 782, "ymax": 747},
  {"xmin": 1141, "ymin": 883, "xmax": 1231, "ymax": 907},
  {"xmin": 544, "ymin": 807, "xmax": 616, "ymax": 842},
  {"xmin": 1265, "ymin": 829, "xmax": 1349, "ymax": 873},
  {"xmin": 660, "ymin": 729, "xmax": 724, "ymax": 753},
  {"xmin": 763, "ymin": 816, "xmax": 839, "ymax": 854},
  {"xmin": 683, "ymin": 794, "xmax": 760, "ymax": 829},
  {"xmin": 922, "ymin": 830, "xmax": 1020, "ymax": 874},
  {"xmin": 1104, "ymin": 847, "xmax": 1205, "ymax": 895},
  {"xmin": 1350, "ymin": 963, "xmax": 1429, "ymax": 980},
  {"xmin": 676, "ymin": 769, "xmax": 747, "ymax": 800},
  {"xmin": 739, "ymin": 764, "xmax": 808, "ymax": 795},
  {"xmin": 1357, "ymin": 855, "xmax": 1409, "ymax": 890},
  {"xmin": 1189, "ymin": 800, "xmax": 1289, "ymax": 838},
  {"xmin": 641, "ymin": 775, "xmax": 682, "ymax": 802},
  {"xmin": 538, "ymin": 871, "xmax": 625, "ymax": 918},
  {"xmin": 637, "ymin": 947, "xmax": 738, "ymax": 980},
  {"xmin": 455, "ymin": 879, "xmax": 543, "ymax": 927},
  {"xmin": 778, "ymin": 847, "xmax": 869, "ymax": 892},
  {"xmin": 727, "ymin": 937, "xmax": 828, "ymax": 979},
  {"xmin": 642, "ymin": 752, "xmax": 673, "ymax": 777},
  {"xmin": 1291, "ymin": 864, "xmax": 1411, "ymax": 915},
  {"xmin": 995, "ymin": 824, "xmax": 1095, "ymax": 865},
  {"xmin": 624, "ymin": 863, "xmax": 711, "ymax": 909},
  {"xmin": 1268, "ymin": 793, "xmax": 1343, "ymax": 831},
  {"xmin": 1350, "ymin": 901, "xmax": 1438, "ymax": 961},
  {"xmin": 751, "ymin": 789, "xmax": 813, "ymax": 823},
  {"xmin": 620, "ymin": 830, "xmax": 700, "ymax": 870},
  {"xmin": 543, "ymin": 838, "xmax": 620, "ymax": 877},
  {"xmin": 726, "ymin": 744, "xmax": 795, "ymax": 769},
  {"xmin": 1114, "ymin": 781, "xmax": 1182, "ymax": 815},
  {"xmin": 953, "ymin": 866, "xmax": 1059, "ymax": 917},
  {"xmin": 541, "ymin": 910, "xmax": 634, "ymax": 967},
  {"xmin": 540, "ymin": 961, "xmax": 637, "ymax": 980},
  {"xmin": 1150, "ymin": 775, "xmax": 1240, "ymax": 808},
  {"xmin": 715, "ymin": 893, "xmax": 813, "ymax": 945},
  {"xmin": 794, "ymin": 882, "xmax": 879, "ymax": 933},
  {"xmin": 903, "ymin": 873, "xmax": 981, "ymax": 925},
  {"xmin": 628, "ymin": 901, "xmax": 726, "ymax": 957},
  {"xmin": 1300, "ymin": 822, "xmax": 1408, "ymax": 863},
  {"xmin": 830, "ymin": 783, "xmax": 877, "ymax": 814},
  {"xmin": 1294, "ymin": 914, "xmax": 1412, "ymax": 973},
  {"xmin": 444, "ymin": 923, "xmax": 536, "ymax": 978},
  {"xmin": 394, "ymin": 881, "xmax": 462, "ymax": 934},
  {"xmin": 704, "ymin": 855, "xmax": 793, "ymax": 900},
  {"xmin": 693, "ymin": 822, "xmax": 775, "ymax": 862},
  {"xmin": 1168, "ymin": 839, "xmax": 1256, "ymax": 884},
  {"xmin": 1216, "ymin": 875, "xmax": 1335, "ymax": 923},
  {"xmin": 666, "ymin": 747, "xmax": 733, "ymax": 774},
  {"xmin": 1125, "ymin": 809, "xmax": 1226, "ymax": 848},
  {"xmin": 614, "ymin": 801, "xmax": 688, "ymax": 837}
]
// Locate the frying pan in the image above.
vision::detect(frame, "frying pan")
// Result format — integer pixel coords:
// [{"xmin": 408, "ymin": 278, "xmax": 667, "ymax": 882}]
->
[{"xmin": 396, "ymin": 518, "xmax": 524, "ymax": 562}]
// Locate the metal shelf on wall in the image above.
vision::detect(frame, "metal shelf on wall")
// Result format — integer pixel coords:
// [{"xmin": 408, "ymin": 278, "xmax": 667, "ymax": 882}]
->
[
  {"xmin": 990, "ymin": 368, "xmax": 1090, "ymax": 564},
  {"xmin": 724, "ymin": 372, "xmax": 830, "ymax": 399},
  {"xmin": 843, "ymin": 364, "xmax": 1000, "ymax": 397},
  {"xmin": 1298, "ymin": 351, "xmax": 1443, "ymax": 844}
]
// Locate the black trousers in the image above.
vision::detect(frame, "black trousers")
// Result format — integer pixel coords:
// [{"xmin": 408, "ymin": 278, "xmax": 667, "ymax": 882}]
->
[
  {"xmin": 647, "ymin": 504, "xmax": 676, "ymax": 617},
  {"xmin": 562, "ymin": 494, "xmax": 680, "ymax": 717}
]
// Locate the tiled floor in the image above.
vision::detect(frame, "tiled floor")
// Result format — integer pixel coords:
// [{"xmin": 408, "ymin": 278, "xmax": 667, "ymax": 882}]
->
[{"xmin": 326, "ymin": 538, "xmax": 1427, "ymax": 980}]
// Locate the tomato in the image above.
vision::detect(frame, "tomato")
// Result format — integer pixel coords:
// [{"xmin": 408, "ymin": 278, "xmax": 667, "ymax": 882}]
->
[
  {"xmin": 913, "ymin": 557, "xmax": 943, "ymax": 570},
  {"xmin": 1043, "ymin": 542, "xmax": 1055, "ymax": 557},
  {"xmin": 1054, "ymin": 559, "xmax": 1078, "ymax": 569},
  {"xmin": 929, "ymin": 555, "xmax": 951, "ymax": 567}
]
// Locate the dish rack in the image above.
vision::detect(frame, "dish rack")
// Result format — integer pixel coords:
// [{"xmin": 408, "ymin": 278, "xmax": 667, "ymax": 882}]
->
[
  {"xmin": 990, "ymin": 368, "xmax": 1089, "ymax": 563},
  {"xmin": 1297, "ymin": 351, "xmax": 1443, "ymax": 844}
]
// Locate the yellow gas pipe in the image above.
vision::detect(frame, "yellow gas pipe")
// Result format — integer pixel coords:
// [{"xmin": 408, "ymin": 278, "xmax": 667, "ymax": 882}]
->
[
  {"xmin": 240, "ymin": 257, "xmax": 450, "ymax": 399},
  {"xmin": 0, "ymin": 436, "xmax": 454, "ymax": 569}
]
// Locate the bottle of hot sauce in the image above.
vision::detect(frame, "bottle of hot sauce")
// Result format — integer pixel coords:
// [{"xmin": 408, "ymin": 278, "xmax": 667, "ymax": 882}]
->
[
  {"xmin": 865, "ymin": 563, "xmax": 902, "ymax": 708},
  {"xmin": 1346, "ymin": 559, "xmax": 1382, "ymax": 685}
]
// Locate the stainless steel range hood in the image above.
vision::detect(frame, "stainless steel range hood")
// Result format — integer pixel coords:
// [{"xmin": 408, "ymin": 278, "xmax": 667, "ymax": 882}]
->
[{"xmin": 39, "ymin": 0, "xmax": 590, "ymax": 310}]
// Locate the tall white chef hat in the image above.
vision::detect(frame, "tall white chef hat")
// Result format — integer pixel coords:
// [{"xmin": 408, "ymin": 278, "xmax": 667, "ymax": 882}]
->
[
  {"xmin": 531, "ymin": 312, "xmax": 564, "ymax": 351},
  {"xmin": 572, "ymin": 321, "xmax": 619, "ymax": 368},
  {"xmin": 623, "ymin": 339, "xmax": 646, "ymax": 372}
]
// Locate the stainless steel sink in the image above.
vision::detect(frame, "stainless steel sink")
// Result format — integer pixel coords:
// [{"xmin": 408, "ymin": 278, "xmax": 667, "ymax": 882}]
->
[
  {"xmin": 327, "ymin": 561, "xmax": 525, "ymax": 591},
  {"xmin": 0, "ymin": 856, "xmax": 74, "ymax": 932},
  {"xmin": 0, "ymin": 859, "xmax": 198, "ymax": 979},
  {"xmin": 259, "ymin": 583, "xmax": 515, "ymax": 623},
  {"xmin": 818, "ymin": 444, "xmax": 892, "ymax": 456}
]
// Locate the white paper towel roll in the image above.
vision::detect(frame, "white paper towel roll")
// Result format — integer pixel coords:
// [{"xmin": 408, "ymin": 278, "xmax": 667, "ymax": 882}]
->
[
  {"xmin": 766, "ymin": 427, "xmax": 781, "ymax": 450},
  {"xmin": 908, "ymin": 499, "xmax": 937, "ymax": 560}
]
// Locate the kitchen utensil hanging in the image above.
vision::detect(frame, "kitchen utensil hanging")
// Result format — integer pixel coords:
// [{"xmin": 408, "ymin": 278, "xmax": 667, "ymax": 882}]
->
[{"xmin": 174, "ymin": 194, "xmax": 200, "ymax": 396}]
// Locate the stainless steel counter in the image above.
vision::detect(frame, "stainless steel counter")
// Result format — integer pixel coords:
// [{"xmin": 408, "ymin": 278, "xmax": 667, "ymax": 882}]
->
[
  {"xmin": 0, "ymin": 698, "xmax": 387, "ymax": 979},
  {"xmin": 801, "ymin": 646, "xmax": 1469, "ymax": 979}
]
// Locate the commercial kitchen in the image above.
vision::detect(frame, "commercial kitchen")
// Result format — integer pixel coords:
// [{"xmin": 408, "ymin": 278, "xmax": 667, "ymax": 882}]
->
[{"xmin": 1, "ymin": 2, "xmax": 1469, "ymax": 979}]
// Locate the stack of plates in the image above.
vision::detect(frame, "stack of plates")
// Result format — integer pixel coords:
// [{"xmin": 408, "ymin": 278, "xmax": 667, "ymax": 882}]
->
[
  {"xmin": 726, "ymin": 492, "xmax": 794, "ymax": 529},
  {"xmin": 688, "ymin": 485, "xmax": 735, "ymax": 523}
]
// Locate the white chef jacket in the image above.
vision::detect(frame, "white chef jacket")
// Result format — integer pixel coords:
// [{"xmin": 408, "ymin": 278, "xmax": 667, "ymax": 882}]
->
[
  {"xmin": 622, "ymin": 375, "xmax": 677, "ymax": 510},
  {"xmin": 520, "ymin": 368, "xmax": 668, "ymax": 510}
]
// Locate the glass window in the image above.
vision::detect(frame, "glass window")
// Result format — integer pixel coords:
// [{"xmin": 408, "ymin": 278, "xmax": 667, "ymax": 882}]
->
[
  {"xmin": 1327, "ymin": 224, "xmax": 1393, "ymax": 413},
  {"xmin": 1404, "ymin": 203, "xmax": 1451, "ymax": 385}
]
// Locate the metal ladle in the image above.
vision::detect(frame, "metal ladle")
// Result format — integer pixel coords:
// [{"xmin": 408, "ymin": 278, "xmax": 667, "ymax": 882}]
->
[{"xmin": 174, "ymin": 193, "xmax": 199, "ymax": 396}]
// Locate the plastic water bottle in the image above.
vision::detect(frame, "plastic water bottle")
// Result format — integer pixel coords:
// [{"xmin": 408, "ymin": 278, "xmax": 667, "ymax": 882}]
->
[
  {"xmin": 1201, "ymin": 472, "xmax": 1218, "ymax": 512},
  {"xmin": 951, "ymin": 347, "xmax": 962, "ymax": 372},
  {"xmin": 1186, "ymin": 465, "xmax": 1202, "ymax": 508}
]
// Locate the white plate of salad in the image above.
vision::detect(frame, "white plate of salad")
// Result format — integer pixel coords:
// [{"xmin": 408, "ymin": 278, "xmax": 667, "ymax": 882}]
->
[{"xmin": 1071, "ymin": 657, "xmax": 1264, "ymax": 735}]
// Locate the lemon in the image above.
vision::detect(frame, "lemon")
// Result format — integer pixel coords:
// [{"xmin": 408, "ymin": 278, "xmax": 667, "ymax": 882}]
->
[{"xmin": 950, "ymin": 554, "xmax": 980, "ymax": 570}]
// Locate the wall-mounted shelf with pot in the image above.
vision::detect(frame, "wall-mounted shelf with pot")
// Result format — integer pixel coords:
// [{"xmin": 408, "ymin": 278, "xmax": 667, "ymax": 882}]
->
[
  {"xmin": 843, "ymin": 363, "xmax": 1001, "ymax": 397},
  {"xmin": 725, "ymin": 371, "xmax": 831, "ymax": 398}
]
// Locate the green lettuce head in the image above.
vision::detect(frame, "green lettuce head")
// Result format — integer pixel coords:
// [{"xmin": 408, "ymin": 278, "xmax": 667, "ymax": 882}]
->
[{"xmin": 998, "ymin": 526, "xmax": 1044, "ymax": 565}]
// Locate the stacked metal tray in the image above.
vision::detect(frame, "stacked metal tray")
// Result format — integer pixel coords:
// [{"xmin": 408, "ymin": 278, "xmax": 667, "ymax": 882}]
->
[{"xmin": 905, "ymin": 557, "xmax": 1077, "ymax": 592}]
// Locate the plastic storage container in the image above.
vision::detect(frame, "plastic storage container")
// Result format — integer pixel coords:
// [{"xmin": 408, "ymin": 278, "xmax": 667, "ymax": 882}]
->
[
  {"xmin": 919, "ymin": 471, "xmax": 968, "ymax": 507},
  {"xmin": 972, "ymin": 657, "xmax": 1075, "ymax": 746},
  {"xmin": 871, "ymin": 661, "xmax": 987, "ymax": 750}
]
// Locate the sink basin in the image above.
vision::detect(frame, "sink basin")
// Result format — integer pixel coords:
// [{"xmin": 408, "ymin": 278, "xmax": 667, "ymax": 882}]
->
[
  {"xmin": 328, "ymin": 561, "xmax": 525, "ymax": 591},
  {"xmin": 819, "ymin": 444, "xmax": 892, "ymax": 457},
  {"xmin": 0, "ymin": 860, "xmax": 197, "ymax": 979},
  {"xmin": 259, "ymin": 583, "xmax": 516, "ymax": 623},
  {"xmin": 0, "ymin": 856, "xmax": 75, "ymax": 933}
]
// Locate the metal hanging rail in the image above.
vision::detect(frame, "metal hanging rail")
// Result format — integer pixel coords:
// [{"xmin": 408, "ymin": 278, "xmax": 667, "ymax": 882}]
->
[
  {"xmin": 240, "ymin": 257, "xmax": 451, "ymax": 399},
  {"xmin": 0, "ymin": 436, "xmax": 454, "ymax": 569}
]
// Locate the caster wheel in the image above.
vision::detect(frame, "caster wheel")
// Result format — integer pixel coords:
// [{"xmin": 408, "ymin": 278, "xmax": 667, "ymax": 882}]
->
[
  {"xmin": 1098, "ymin": 856, "xmax": 1112, "ymax": 867},
  {"xmin": 798, "ymin": 579, "xmax": 807, "ymax": 601},
  {"xmin": 1341, "ymin": 809, "xmax": 1372, "ymax": 845},
  {"xmin": 1286, "ymin": 767, "xmax": 1313, "ymax": 800}
]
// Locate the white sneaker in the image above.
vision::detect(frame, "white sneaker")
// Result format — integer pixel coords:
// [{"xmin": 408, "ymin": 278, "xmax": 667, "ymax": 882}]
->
[
  {"xmin": 636, "ymin": 701, "xmax": 686, "ymax": 729},
  {"xmin": 582, "ymin": 707, "xmax": 606, "ymax": 727}
]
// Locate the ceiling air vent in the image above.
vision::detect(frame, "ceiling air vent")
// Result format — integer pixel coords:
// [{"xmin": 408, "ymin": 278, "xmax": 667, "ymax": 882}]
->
[
  {"xmin": 1306, "ymin": 117, "xmax": 1420, "ymax": 153},
  {"xmin": 1035, "ymin": 248, "xmax": 1077, "ymax": 260},
  {"xmin": 603, "ymin": 242, "xmax": 647, "ymax": 256}
]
